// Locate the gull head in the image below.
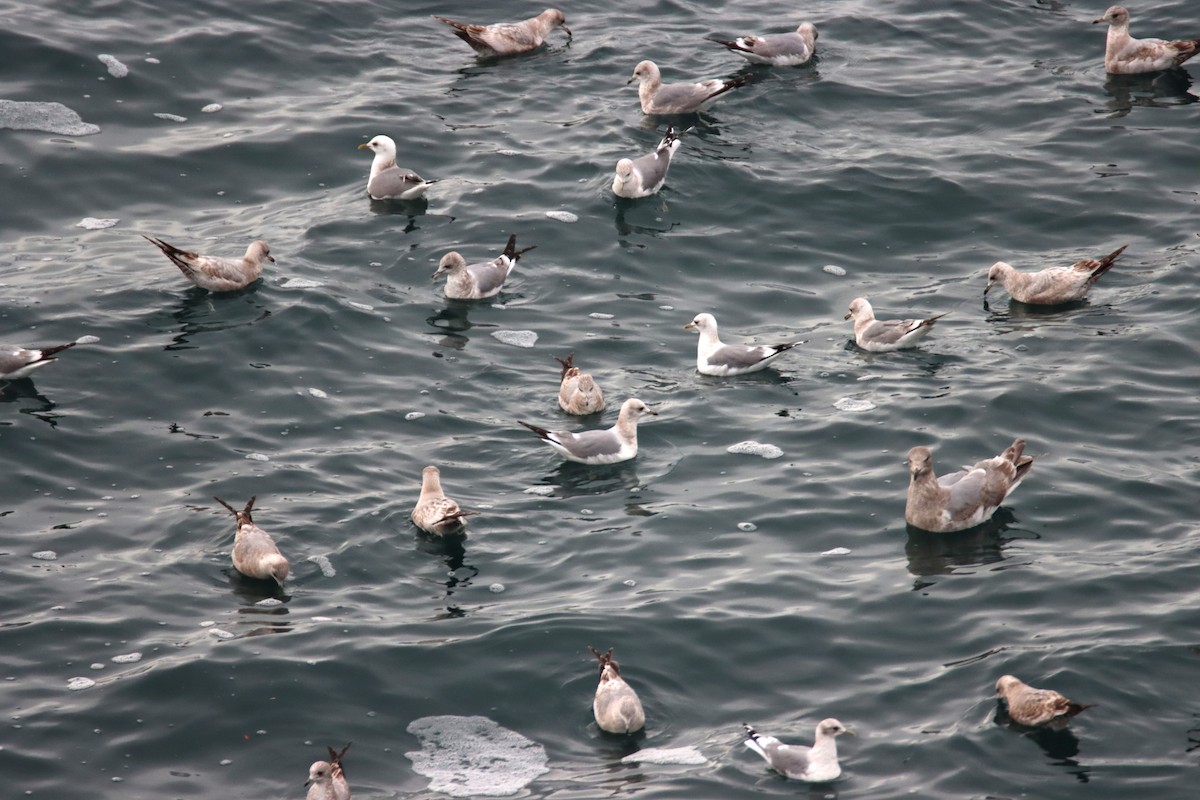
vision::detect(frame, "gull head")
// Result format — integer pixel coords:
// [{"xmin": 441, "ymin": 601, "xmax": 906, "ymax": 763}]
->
[
  {"xmin": 995, "ymin": 674, "xmax": 1024, "ymax": 697},
  {"xmin": 844, "ymin": 297, "xmax": 872, "ymax": 321},
  {"xmin": 1093, "ymin": 5, "xmax": 1128, "ymax": 26},
  {"xmin": 984, "ymin": 261, "xmax": 1012, "ymax": 295},
  {"xmin": 543, "ymin": 8, "xmax": 571, "ymax": 37},
  {"xmin": 433, "ymin": 251, "xmax": 466, "ymax": 279},
  {"xmin": 614, "ymin": 158, "xmax": 634, "ymax": 180},
  {"xmin": 247, "ymin": 240, "xmax": 275, "ymax": 265},
  {"xmin": 816, "ymin": 718, "xmax": 854, "ymax": 738},
  {"xmin": 358, "ymin": 134, "xmax": 397, "ymax": 160},
  {"xmin": 627, "ymin": 60, "xmax": 659, "ymax": 86},
  {"xmin": 683, "ymin": 312, "xmax": 718, "ymax": 335},
  {"xmin": 619, "ymin": 397, "xmax": 658, "ymax": 420},
  {"xmin": 798, "ymin": 22, "xmax": 818, "ymax": 41},
  {"xmin": 306, "ymin": 759, "xmax": 333, "ymax": 789},
  {"xmin": 907, "ymin": 446, "xmax": 934, "ymax": 479}
]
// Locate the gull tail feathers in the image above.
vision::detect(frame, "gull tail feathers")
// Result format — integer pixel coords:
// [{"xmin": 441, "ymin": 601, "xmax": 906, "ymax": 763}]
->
[
  {"xmin": 555, "ymin": 353, "xmax": 576, "ymax": 380},
  {"xmin": 502, "ymin": 234, "xmax": 537, "ymax": 262},
  {"xmin": 518, "ymin": 420, "xmax": 553, "ymax": 440},
  {"xmin": 143, "ymin": 235, "xmax": 198, "ymax": 278}
]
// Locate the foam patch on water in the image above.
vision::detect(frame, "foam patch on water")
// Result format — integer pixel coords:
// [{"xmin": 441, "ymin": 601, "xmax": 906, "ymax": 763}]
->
[
  {"xmin": 32, "ymin": 550, "xmax": 57, "ymax": 560},
  {"xmin": 154, "ymin": 113, "xmax": 187, "ymax": 123},
  {"xmin": 406, "ymin": 715, "xmax": 548, "ymax": 797},
  {"xmin": 308, "ymin": 555, "xmax": 336, "ymax": 577},
  {"xmin": 524, "ymin": 486, "xmax": 555, "ymax": 496},
  {"xmin": 491, "ymin": 330, "xmax": 537, "ymax": 348},
  {"xmin": 67, "ymin": 677, "xmax": 96, "ymax": 691},
  {"xmin": 98, "ymin": 54, "xmax": 129, "ymax": 77},
  {"xmin": 822, "ymin": 547, "xmax": 852, "ymax": 556},
  {"xmin": 76, "ymin": 335, "xmax": 101, "ymax": 345},
  {"xmin": 823, "ymin": 264, "xmax": 847, "ymax": 276},
  {"xmin": 111, "ymin": 652, "xmax": 142, "ymax": 663},
  {"xmin": 726, "ymin": 441, "xmax": 783, "ymax": 459},
  {"xmin": 201, "ymin": 103, "xmax": 223, "ymax": 113},
  {"xmin": 405, "ymin": 412, "xmax": 426, "ymax": 421},
  {"xmin": 0, "ymin": 100, "xmax": 100, "ymax": 136},
  {"xmin": 76, "ymin": 217, "xmax": 119, "ymax": 230},
  {"xmin": 544, "ymin": 210, "xmax": 578, "ymax": 223},
  {"xmin": 308, "ymin": 388, "xmax": 328, "ymax": 399},
  {"xmin": 834, "ymin": 397, "xmax": 876, "ymax": 413},
  {"xmin": 620, "ymin": 746, "xmax": 707, "ymax": 765},
  {"xmin": 281, "ymin": 277, "xmax": 324, "ymax": 289},
  {"xmin": 208, "ymin": 628, "xmax": 235, "ymax": 640},
  {"xmin": 589, "ymin": 312, "xmax": 614, "ymax": 320},
  {"xmin": 255, "ymin": 598, "xmax": 283, "ymax": 607},
  {"xmin": 245, "ymin": 453, "xmax": 270, "ymax": 462}
]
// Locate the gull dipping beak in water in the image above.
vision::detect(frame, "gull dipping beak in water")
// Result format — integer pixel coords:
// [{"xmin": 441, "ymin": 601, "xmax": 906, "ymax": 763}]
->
[
  {"xmin": 213, "ymin": 495, "xmax": 289, "ymax": 586},
  {"xmin": 589, "ymin": 646, "xmax": 645, "ymax": 734}
]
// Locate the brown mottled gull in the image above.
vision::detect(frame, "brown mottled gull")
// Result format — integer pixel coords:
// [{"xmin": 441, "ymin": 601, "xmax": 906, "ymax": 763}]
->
[
  {"xmin": 684, "ymin": 312, "xmax": 803, "ymax": 376},
  {"xmin": 555, "ymin": 354, "xmax": 605, "ymax": 415},
  {"xmin": 905, "ymin": 439, "xmax": 1035, "ymax": 532},
  {"xmin": 144, "ymin": 235, "xmax": 273, "ymax": 292},
  {"xmin": 996, "ymin": 675, "xmax": 1092, "ymax": 728},
  {"xmin": 985, "ymin": 244, "xmax": 1126, "ymax": 305},
  {"xmin": 844, "ymin": 297, "xmax": 945, "ymax": 352},
  {"xmin": 589, "ymin": 646, "xmax": 645, "ymax": 734},
  {"xmin": 306, "ymin": 742, "xmax": 352, "ymax": 800},
  {"xmin": 627, "ymin": 60, "xmax": 748, "ymax": 114},
  {"xmin": 433, "ymin": 9, "xmax": 571, "ymax": 56},
  {"xmin": 213, "ymin": 496, "xmax": 289, "ymax": 585},
  {"xmin": 357, "ymin": 135, "xmax": 435, "ymax": 200},
  {"xmin": 434, "ymin": 234, "xmax": 535, "ymax": 300},
  {"xmin": 1094, "ymin": 6, "xmax": 1200, "ymax": 74},
  {"xmin": 411, "ymin": 466, "xmax": 477, "ymax": 536},
  {"xmin": 519, "ymin": 397, "xmax": 656, "ymax": 464},
  {"xmin": 709, "ymin": 22, "xmax": 818, "ymax": 66},
  {"xmin": 742, "ymin": 719, "xmax": 853, "ymax": 782}
]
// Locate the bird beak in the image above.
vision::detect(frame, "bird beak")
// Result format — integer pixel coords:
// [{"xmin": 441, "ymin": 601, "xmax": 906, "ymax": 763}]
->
[
  {"xmin": 683, "ymin": 322, "xmax": 696, "ymax": 330},
  {"xmin": 1091, "ymin": 16, "xmax": 1104, "ymax": 24},
  {"xmin": 626, "ymin": 75, "xmax": 637, "ymax": 85},
  {"xmin": 267, "ymin": 255, "xmax": 276, "ymax": 263},
  {"xmin": 983, "ymin": 280, "xmax": 993, "ymax": 295},
  {"xmin": 431, "ymin": 269, "xmax": 442, "ymax": 280},
  {"xmin": 357, "ymin": 143, "xmax": 371, "ymax": 150},
  {"xmin": 562, "ymin": 24, "xmax": 573, "ymax": 37},
  {"xmin": 842, "ymin": 311, "xmax": 852, "ymax": 320},
  {"xmin": 844, "ymin": 727, "xmax": 857, "ymax": 736},
  {"xmin": 645, "ymin": 406, "xmax": 659, "ymax": 415}
]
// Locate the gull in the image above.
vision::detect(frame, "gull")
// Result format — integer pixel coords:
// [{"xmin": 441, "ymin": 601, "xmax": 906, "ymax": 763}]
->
[
  {"xmin": 589, "ymin": 646, "xmax": 645, "ymax": 734},
  {"xmin": 684, "ymin": 312, "xmax": 804, "ymax": 376},
  {"xmin": 985, "ymin": 244, "xmax": 1127, "ymax": 305},
  {"xmin": 627, "ymin": 60, "xmax": 748, "ymax": 115},
  {"xmin": 213, "ymin": 496, "xmax": 289, "ymax": 586},
  {"xmin": 411, "ymin": 466, "xmax": 477, "ymax": 536},
  {"xmin": 996, "ymin": 675, "xmax": 1093, "ymax": 728},
  {"xmin": 306, "ymin": 742, "xmax": 352, "ymax": 800},
  {"xmin": 742, "ymin": 719, "xmax": 853, "ymax": 782},
  {"xmin": 433, "ymin": 9, "xmax": 571, "ymax": 56},
  {"xmin": 843, "ymin": 297, "xmax": 945, "ymax": 352},
  {"xmin": 905, "ymin": 439, "xmax": 1035, "ymax": 533},
  {"xmin": 555, "ymin": 353, "xmax": 605, "ymax": 415},
  {"xmin": 708, "ymin": 22, "xmax": 819, "ymax": 66},
  {"xmin": 358, "ymin": 135, "xmax": 435, "ymax": 200},
  {"xmin": 612, "ymin": 126, "xmax": 690, "ymax": 199},
  {"xmin": 143, "ymin": 235, "xmax": 273, "ymax": 292},
  {"xmin": 433, "ymin": 234, "xmax": 535, "ymax": 300},
  {"xmin": 519, "ymin": 397, "xmax": 657, "ymax": 465},
  {"xmin": 1, "ymin": 336, "xmax": 94, "ymax": 381},
  {"xmin": 1093, "ymin": 6, "xmax": 1200, "ymax": 74}
]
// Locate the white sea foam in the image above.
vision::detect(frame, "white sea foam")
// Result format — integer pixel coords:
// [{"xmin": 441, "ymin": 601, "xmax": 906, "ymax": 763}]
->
[
  {"xmin": 98, "ymin": 54, "xmax": 129, "ymax": 77},
  {"xmin": 308, "ymin": 555, "xmax": 336, "ymax": 578},
  {"xmin": 524, "ymin": 486, "xmax": 555, "ymax": 496},
  {"xmin": 154, "ymin": 113, "xmax": 187, "ymax": 123},
  {"xmin": 76, "ymin": 217, "xmax": 119, "ymax": 230},
  {"xmin": 208, "ymin": 628, "xmax": 235, "ymax": 640},
  {"xmin": 281, "ymin": 277, "xmax": 324, "ymax": 289},
  {"xmin": 255, "ymin": 598, "xmax": 283, "ymax": 607},
  {"xmin": 75, "ymin": 335, "xmax": 101, "ymax": 345},
  {"xmin": 834, "ymin": 397, "xmax": 876, "ymax": 412},
  {"xmin": 588, "ymin": 312, "xmax": 614, "ymax": 319},
  {"xmin": 545, "ymin": 210, "xmax": 578, "ymax": 223},
  {"xmin": 67, "ymin": 677, "xmax": 96, "ymax": 691},
  {"xmin": 405, "ymin": 412, "xmax": 426, "ymax": 421},
  {"xmin": 201, "ymin": 103, "xmax": 223, "ymax": 113},
  {"xmin": 823, "ymin": 264, "xmax": 847, "ymax": 276},
  {"xmin": 620, "ymin": 746, "xmax": 707, "ymax": 765},
  {"xmin": 111, "ymin": 652, "xmax": 142, "ymax": 663},
  {"xmin": 32, "ymin": 551, "xmax": 57, "ymax": 561},
  {"xmin": 307, "ymin": 388, "xmax": 328, "ymax": 399},
  {"xmin": 491, "ymin": 330, "xmax": 537, "ymax": 348},
  {"xmin": 822, "ymin": 547, "xmax": 852, "ymax": 556},
  {"xmin": 406, "ymin": 715, "xmax": 549, "ymax": 797},
  {"xmin": 0, "ymin": 100, "xmax": 100, "ymax": 136},
  {"xmin": 245, "ymin": 453, "xmax": 270, "ymax": 462},
  {"xmin": 726, "ymin": 441, "xmax": 783, "ymax": 459}
]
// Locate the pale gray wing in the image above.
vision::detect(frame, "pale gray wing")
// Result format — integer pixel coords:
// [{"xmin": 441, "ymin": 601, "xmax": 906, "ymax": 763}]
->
[
  {"xmin": 0, "ymin": 345, "xmax": 37, "ymax": 374},
  {"xmin": 860, "ymin": 318, "xmax": 918, "ymax": 346},
  {"xmin": 558, "ymin": 428, "xmax": 624, "ymax": 460},
  {"xmin": 629, "ymin": 149, "xmax": 672, "ymax": 193},
  {"xmin": 938, "ymin": 468, "xmax": 988, "ymax": 518},
  {"xmin": 652, "ymin": 82, "xmax": 717, "ymax": 113},
  {"xmin": 466, "ymin": 259, "xmax": 512, "ymax": 295},
  {"xmin": 747, "ymin": 32, "xmax": 811, "ymax": 60},
  {"xmin": 367, "ymin": 165, "xmax": 426, "ymax": 198},
  {"xmin": 706, "ymin": 343, "xmax": 776, "ymax": 370},
  {"xmin": 765, "ymin": 742, "xmax": 811, "ymax": 776}
]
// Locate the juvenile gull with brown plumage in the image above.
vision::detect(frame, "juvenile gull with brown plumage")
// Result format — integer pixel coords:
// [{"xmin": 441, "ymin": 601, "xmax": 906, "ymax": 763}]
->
[
  {"xmin": 905, "ymin": 439, "xmax": 1035, "ymax": 532},
  {"xmin": 1094, "ymin": 6, "xmax": 1200, "ymax": 74},
  {"xmin": 995, "ymin": 675, "xmax": 1092, "ymax": 728},
  {"xmin": 589, "ymin": 646, "xmax": 645, "ymax": 734},
  {"xmin": 555, "ymin": 354, "xmax": 605, "ymax": 415},
  {"xmin": 627, "ymin": 60, "xmax": 748, "ymax": 114},
  {"xmin": 358, "ymin": 135, "xmax": 435, "ymax": 200},
  {"xmin": 685, "ymin": 312, "xmax": 803, "ymax": 376},
  {"xmin": 306, "ymin": 742, "xmax": 352, "ymax": 800},
  {"xmin": 213, "ymin": 496, "xmax": 289, "ymax": 585},
  {"xmin": 742, "ymin": 719, "xmax": 852, "ymax": 782},
  {"xmin": 434, "ymin": 234, "xmax": 535, "ymax": 300},
  {"xmin": 144, "ymin": 235, "xmax": 273, "ymax": 292},
  {"xmin": 519, "ymin": 397, "xmax": 656, "ymax": 464},
  {"xmin": 433, "ymin": 9, "xmax": 571, "ymax": 56},
  {"xmin": 985, "ymin": 244, "xmax": 1126, "ymax": 305},
  {"xmin": 411, "ymin": 466, "xmax": 477, "ymax": 536},
  {"xmin": 709, "ymin": 22, "xmax": 819, "ymax": 66},
  {"xmin": 844, "ymin": 297, "xmax": 945, "ymax": 352}
]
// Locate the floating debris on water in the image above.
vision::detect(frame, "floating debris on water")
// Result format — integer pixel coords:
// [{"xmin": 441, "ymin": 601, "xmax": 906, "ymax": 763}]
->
[
  {"xmin": 737, "ymin": 522, "xmax": 757, "ymax": 532},
  {"xmin": 491, "ymin": 330, "xmax": 537, "ymax": 348},
  {"xmin": 281, "ymin": 277, "xmax": 324, "ymax": 289},
  {"xmin": 307, "ymin": 388, "xmax": 328, "ymax": 399},
  {"xmin": 153, "ymin": 113, "xmax": 187, "ymax": 123},
  {"xmin": 32, "ymin": 551, "xmax": 58, "ymax": 561},
  {"xmin": 98, "ymin": 54, "xmax": 129, "ymax": 77},
  {"xmin": 620, "ymin": 746, "xmax": 707, "ymax": 765},
  {"xmin": 255, "ymin": 598, "xmax": 283, "ymax": 607},
  {"xmin": 67, "ymin": 677, "xmax": 96, "ymax": 691},
  {"xmin": 834, "ymin": 397, "xmax": 876, "ymax": 413},
  {"xmin": 308, "ymin": 555, "xmax": 336, "ymax": 578},
  {"xmin": 406, "ymin": 715, "xmax": 549, "ymax": 797},
  {"xmin": 111, "ymin": 652, "xmax": 142, "ymax": 663},
  {"xmin": 0, "ymin": 100, "xmax": 100, "ymax": 135},
  {"xmin": 76, "ymin": 217, "xmax": 119, "ymax": 230},
  {"xmin": 245, "ymin": 453, "xmax": 270, "ymax": 462},
  {"xmin": 201, "ymin": 103, "xmax": 223, "ymax": 113},
  {"xmin": 822, "ymin": 547, "xmax": 852, "ymax": 556},
  {"xmin": 589, "ymin": 312, "xmax": 614, "ymax": 320},
  {"xmin": 405, "ymin": 412, "xmax": 426, "ymax": 421},
  {"xmin": 208, "ymin": 628, "xmax": 235, "ymax": 640},
  {"xmin": 544, "ymin": 210, "xmax": 578, "ymax": 223},
  {"xmin": 76, "ymin": 335, "xmax": 101, "ymax": 345},
  {"xmin": 726, "ymin": 441, "xmax": 783, "ymax": 459},
  {"xmin": 489, "ymin": 583, "xmax": 505, "ymax": 594},
  {"xmin": 524, "ymin": 486, "xmax": 555, "ymax": 496},
  {"xmin": 823, "ymin": 264, "xmax": 847, "ymax": 276}
]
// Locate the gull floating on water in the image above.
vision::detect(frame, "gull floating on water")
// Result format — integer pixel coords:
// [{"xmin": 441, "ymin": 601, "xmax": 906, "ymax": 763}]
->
[
  {"xmin": 143, "ymin": 235, "xmax": 273, "ymax": 292},
  {"xmin": 555, "ymin": 353, "xmax": 605, "ymax": 415},
  {"xmin": 412, "ymin": 466, "xmax": 477, "ymax": 536},
  {"xmin": 709, "ymin": 22, "xmax": 819, "ymax": 66},
  {"xmin": 1, "ymin": 336, "xmax": 94, "ymax": 381},
  {"xmin": 742, "ymin": 719, "xmax": 852, "ymax": 782},
  {"xmin": 589, "ymin": 646, "xmax": 645, "ymax": 734},
  {"xmin": 306, "ymin": 742, "xmax": 352, "ymax": 800},
  {"xmin": 519, "ymin": 397, "xmax": 656, "ymax": 464},
  {"xmin": 358, "ymin": 135, "xmax": 435, "ymax": 200},
  {"xmin": 844, "ymin": 297, "xmax": 945, "ymax": 352},
  {"xmin": 985, "ymin": 244, "xmax": 1127, "ymax": 305},
  {"xmin": 612, "ymin": 126, "xmax": 690, "ymax": 199},
  {"xmin": 213, "ymin": 496, "xmax": 289, "ymax": 586},
  {"xmin": 1094, "ymin": 5, "xmax": 1200, "ymax": 74},
  {"xmin": 905, "ymin": 439, "xmax": 1035, "ymax": 533},
  {"xmin": 627, "ymin": 60, "xmax": 748, "ymax": 114},
  {"xmin": 433, "ymin": 8, "xmax": 571, "ymax": 56},
  {"xmin": 996, "ymin": 675, "xmax": 1092, "ymax": 728},
  {"xmin": 434, "ymin": 234, "xmax": 535, "ymax": 300},
  {"xmin": 684, "ymin": 312, "xmax": 803, "ymax": 376}
]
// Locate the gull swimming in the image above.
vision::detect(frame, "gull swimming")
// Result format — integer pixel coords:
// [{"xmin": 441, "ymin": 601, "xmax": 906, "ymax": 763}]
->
[
  {"xmin": 709, "ymin": 22, "xmax": 819, "ymax": 66},
  {"xmin": 306, "ymin": 742, "xmax": 352, "ymax": 800},
  {"xmin": 684, "ymin": 312, "xmax": 804, "ymax": 376},
  {"xmin": 433, "ymin": 9, "xmax": 571, "ymax": 56},
  {"xmin": 985, "ymin": 244, "xmax": 1127, "ymax": 305},
  {"xmin": 1, "ymin": 336, "xmax": 93, "ymax": 381},
  {"xmin": 996, "ymin": 675, "xmax": 1092, "ymax": 728},
  {"xmin": 627, "ymin": 60, "xmax": 748, "ymax": 114},
  {"xmin": 1094, "ymin": 5, "xmax": 1200, "ymax": 74},
  {"xmin": 411, "ymin": 466, "xmax": 477, "ymax": 536},
  {"xmin": 844, "ymin": 297, "xmax": 945, "ymax": 352},
  {"xmin": 589, "ymin": 646, "xmax": 645, "ymax": 734},
  {"xmin": 213, "ymin": 496, "xmax": 289, "ymax": 586},
  {"xmin": 434, "ymin": 234, "xmax": 535, "ymax": 300},
  {"xmin": 358, "ymin": 135, "xmax": 435, "ymax": 200},
  {"xmin": 612, "ymin": 126, "xmax": 690, "ymax": 199},
  {"xmin": 555, "ymin": 353, "xmax": 605, "ymax": 415},
  {"xmin": 742, "ymin": 719, "xmax": 852, "ymax": 782},
  {"xmin": 519, "ymin": 397, "xmax": 656, "ymax": 464},
  {"xmin": 905, "ymin": 439, "xmax": 1035, "ymax": 533},
  {"xmin": 143, "ymin": 235, "xmax": 273, "ymax": 292}
]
